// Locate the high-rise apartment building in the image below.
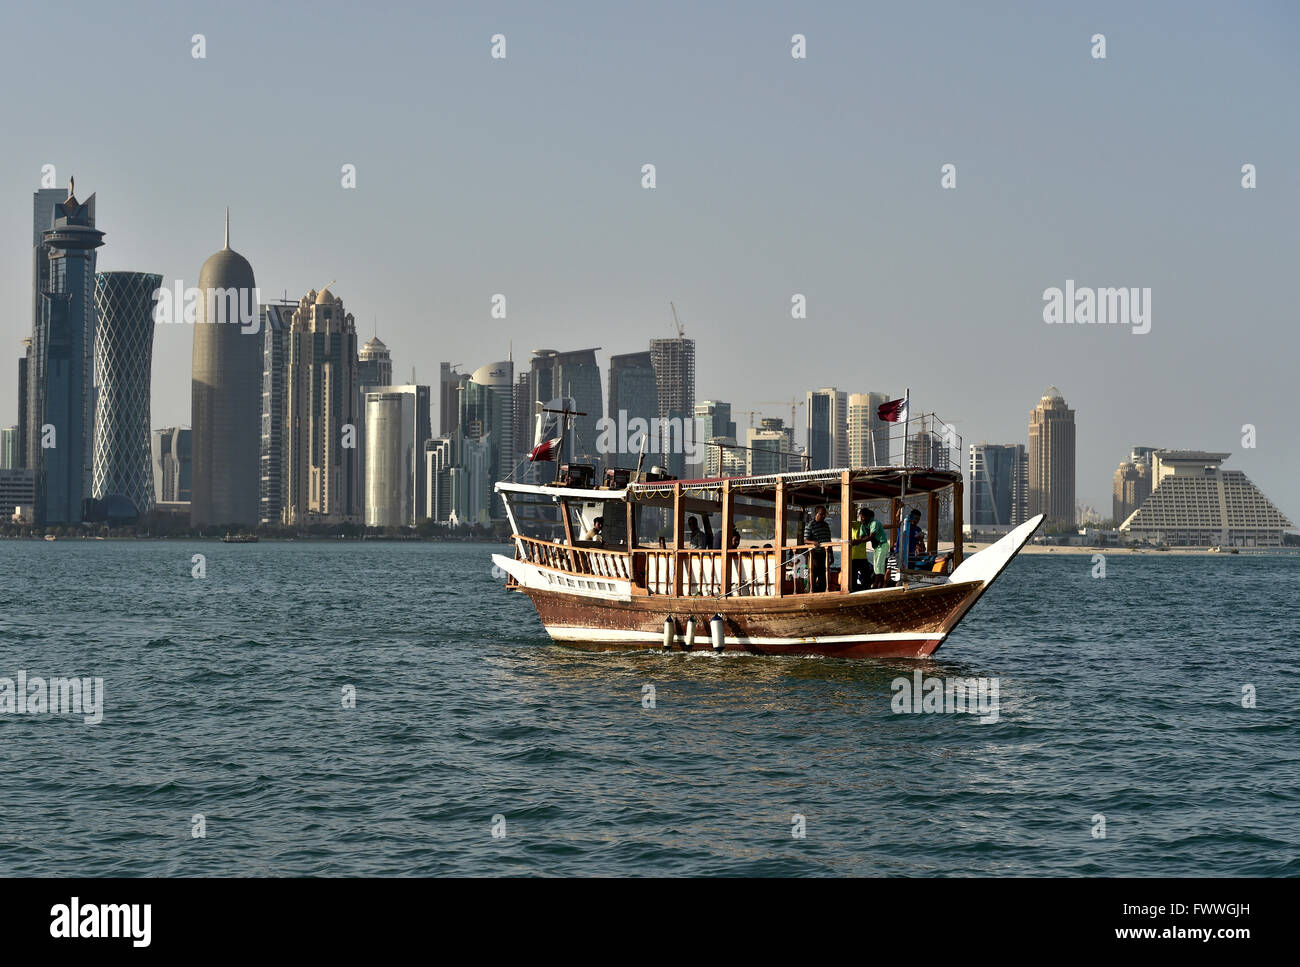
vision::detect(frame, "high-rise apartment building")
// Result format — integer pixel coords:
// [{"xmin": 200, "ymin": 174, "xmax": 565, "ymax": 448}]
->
[
  {"xmin": 649, "ymin": 336, "xmax": 695, "ymax": 477},
  {"xmin": 282, "ymin": 287, "xmax": 361, "ymax": 524},
  {"xmin": 805, "ymin": 388, "xmax": 848, "ymax": 470},
  {"xmin": 1112, "ymin": 446, "xmax": 1155, "ymax": 524},
  {"xmin": 1027, "ymin": 386, "xmax": 1076, "ymax": 528},
  {"xmin": 847, "ymin": 392, "xmax": 890, "ymax": 466},
  {"xmin": 259, "ymin": 301, "xmax": 295, "ymax": 525}
]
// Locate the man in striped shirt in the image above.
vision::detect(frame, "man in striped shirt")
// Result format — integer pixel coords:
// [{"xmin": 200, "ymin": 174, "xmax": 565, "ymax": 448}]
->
[{"xmin": 804, "ymin": 505, "xmax": 833, "ymax": 592}]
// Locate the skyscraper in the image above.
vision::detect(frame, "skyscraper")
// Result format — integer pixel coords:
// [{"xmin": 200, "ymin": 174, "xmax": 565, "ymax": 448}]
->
[
  {"xmin": 32, "ymin": 182, "xmax": 104, "ymax": 524},
  {"xmin": 649, "ymin": 337, "xmax": 694, "ymax": 477},
  {"xmin": 359, "ymin": 336, "xmax": 392, "ymax": 388},
  {"xmin": 847, "ymin": 392, "xmax": 889, "ymax": 466},
  {"xmin": 283, "ymin": 287, "xmax": 362, "ymax": 524},
  {"xmin": 471, "ymin": 360, "xmax": 515, "ymax": 486},
  {"xmin": 1112, "ymin": 446, "xmax": 1154, "ymax": 524},
  {"xmin": 152, "ymin": 427, "xmax": 192, "ymax": 503},
  {"xmin": 969, "ymin": 443, "xmax": 1029, "ymax": 527},
  {"xmin": 805, "ymin": 388, "xmax": 848, "ymax": 470},
  {"xmin": 25, "ymin": 187, "xmax": 65, "ymax": 473},
  {"xmin": 16, "ymin": 337, "xmax": 32, "ymax": 468},
  {"xmin": 439, "ymin": 362, "xmax": 467, "ymax": 438},
  {"xmin": 746, "ymin": 427, "xmax": 785, "ymax": 476},
  {"xmin": 92, "ymin": 271, "xmax": 160, "ymax": 515},
  {"xmin": 529, "ymin": 349, "xmax": 602, "ymax": 465},
  {"xmin": 0, "ymin": 427, "xmax": 18, "ymax": 470},
  {"xmin": 365, "ymin": 389, "xmax": 415, "ymax": 527},
  {"xmin": 1028, "ymin": 386, "xmax": 1076, "ymax": 528},
  {"xmin": 259, "ymin": 301, "xmax": 295, "ymax": 525},
  {"xmin": 425, "ymin": 436, "xmax": 455, "ymax": 523},
  {"xmin": 759, "ymin": 416, "xmax": 800, "ymax": 471},
  {"xmin": 191, "ymin": 213, "xmax": 261, "ymax": 528},
  {"xmin": 362, "ymin": 383, "xmax": 431, "ymax": 526},
  {"xmin": 694, "ymin": 401, "xmax": 735, "ymax": 442},
  {"xmin": 607, "ymin": 351, "xmax": 658, "ymax": 469}
]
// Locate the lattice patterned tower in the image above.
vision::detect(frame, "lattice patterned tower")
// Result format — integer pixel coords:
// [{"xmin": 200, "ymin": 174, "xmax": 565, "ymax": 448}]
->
[{"xmin": 92, "ymin": 272, "xmax": 161, "ymax": 514}]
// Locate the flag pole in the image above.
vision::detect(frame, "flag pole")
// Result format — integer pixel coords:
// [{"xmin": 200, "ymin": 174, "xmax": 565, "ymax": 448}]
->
[{"xmin": 900, "ymin": 387, "xmax": 910, "ymax": 498}]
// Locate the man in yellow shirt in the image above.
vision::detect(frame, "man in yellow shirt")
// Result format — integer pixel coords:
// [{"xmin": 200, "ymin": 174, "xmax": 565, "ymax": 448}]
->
[{"xmin": 849, "ymin": 506, "xmax": 874, "ymax": 590}]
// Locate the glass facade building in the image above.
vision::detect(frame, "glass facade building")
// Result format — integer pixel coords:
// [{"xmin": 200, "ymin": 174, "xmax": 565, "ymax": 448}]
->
[
  {"xmin": 259, "ymin": 302, "xmax": 294, "ymax": 525},
  {"xmin": 32, "ymin": 187, "xmax": 104, "ymax": 524}
]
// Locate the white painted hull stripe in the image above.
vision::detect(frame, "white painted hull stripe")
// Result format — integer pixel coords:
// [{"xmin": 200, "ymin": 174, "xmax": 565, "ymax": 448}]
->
[{"xmin": 542, "ymin": 626, "xmax": 945, "ymax": 645}]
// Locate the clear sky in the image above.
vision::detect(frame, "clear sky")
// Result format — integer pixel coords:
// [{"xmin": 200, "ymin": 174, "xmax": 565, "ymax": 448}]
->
[{"xmin": 2, "ymin": 0, "xmax": 1297, "ymax": 517}]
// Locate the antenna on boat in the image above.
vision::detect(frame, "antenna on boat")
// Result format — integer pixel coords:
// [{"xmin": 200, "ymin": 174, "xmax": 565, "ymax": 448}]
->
[{"xmin": 633, "ymin": 427, "xmax": 648, "ymax": 483}]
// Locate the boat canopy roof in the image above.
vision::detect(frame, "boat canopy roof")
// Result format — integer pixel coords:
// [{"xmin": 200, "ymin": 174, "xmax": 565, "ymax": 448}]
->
[
  {"xmin": 497, "ymin": 466, "xmax": 959, "ymax": 507},
  {"xmin": 629, "ymin": 466, "xmax": 960, "ymax": 506}
]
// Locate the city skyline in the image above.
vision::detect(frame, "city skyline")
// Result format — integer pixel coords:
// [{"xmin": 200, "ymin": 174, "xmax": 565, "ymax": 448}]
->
[{"xmin": 2, "ymin": 2, "xmax": 1298, "ymax": 520}]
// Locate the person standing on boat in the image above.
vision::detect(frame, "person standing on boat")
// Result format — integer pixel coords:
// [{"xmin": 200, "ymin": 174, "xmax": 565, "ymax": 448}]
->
[
  {"xmin": 805, "ymin": 505, "xmax": 833, "ymax": 592},
  {"xmin": 894, "ymin": 508, "xmax": 926, "ymax": 571},
  {"xmin": 849, "ymin": 506, "xmax": 874, "ymax": 590},
  {"xmin": 869, "ymin": 510, "xmax": 889, "ymax": 588}
]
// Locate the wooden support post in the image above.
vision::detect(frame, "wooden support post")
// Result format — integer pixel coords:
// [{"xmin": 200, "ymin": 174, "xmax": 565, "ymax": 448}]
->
[
  {"xmin": 720, "ymin": 479, "xmax": 732, "ymax": 596},
  {"xmin": 840, "ymin": 470, "xmax": 852, "ymax": 592},
  {"xmin": 561, "ymin": 499, "xmax": 575, "ymax": 547},
  {"xmin": 928, "ymin": 490, "xmax": 939, "ymax": 562},
  {"xmin": 774, "ymin": 480, "xmax": 785, "ymax": 598},
  {"xmin": 672, "ymin": 482, "xmax": 683, "ymax": 597},
  {"xmin": 952, "ymin": 480, "xmax": 964, "ymax": 568}
]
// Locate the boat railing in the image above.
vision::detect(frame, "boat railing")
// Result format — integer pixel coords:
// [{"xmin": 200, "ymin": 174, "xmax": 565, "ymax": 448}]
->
[
  {"xmin": 513, "ymin": 533, "xmax": 951, "ymax": 596},
  {"xmin": 629, "ymin": 541, "xmax": 858, "ymax": 597},
  {"xmin": 513, "ymin": 534, "xmax": 631, "ymax": 580}
]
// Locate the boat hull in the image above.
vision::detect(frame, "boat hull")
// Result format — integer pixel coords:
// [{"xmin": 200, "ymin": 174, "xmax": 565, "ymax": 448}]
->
[{"xmin": 518, "ymin": 580, "xmax": 986, "ymax": 659}]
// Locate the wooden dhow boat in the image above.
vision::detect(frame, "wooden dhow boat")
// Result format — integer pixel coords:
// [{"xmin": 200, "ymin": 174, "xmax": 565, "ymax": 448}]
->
[{"xmin": 493, "ymin": 463, "xmax": 1043, "ymax": 659}]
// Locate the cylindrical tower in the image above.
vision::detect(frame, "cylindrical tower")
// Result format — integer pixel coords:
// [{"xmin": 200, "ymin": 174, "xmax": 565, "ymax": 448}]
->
[
  {"xmin": 92, "ymin": 271, "xmax": 161, "ymax": 515},
  {"xmin": 191, "ymin": 213, "xmax": 260, "ymax": 528},
  {"xmin": 365, "ymin": 390, "xmax": 414, "ymax": 527}
]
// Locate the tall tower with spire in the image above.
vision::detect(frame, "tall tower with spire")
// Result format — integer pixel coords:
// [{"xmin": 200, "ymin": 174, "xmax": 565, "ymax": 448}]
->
[
  {"xmin": 31, "ymin": 178, "xmax": 104, "ymax": 524},
  {"xmin": 191, "ymin": 211, "xmax": 261, "ymax": 528}
]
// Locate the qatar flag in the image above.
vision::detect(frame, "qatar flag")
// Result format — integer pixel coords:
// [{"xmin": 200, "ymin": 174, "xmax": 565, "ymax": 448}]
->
[
  {"xmin": 877, "ymin": 396, "xmax": 909, "ymax": 423},
  {"xmin": 529, "ymin": 436, "xmax": 563, "ymax": 462}
]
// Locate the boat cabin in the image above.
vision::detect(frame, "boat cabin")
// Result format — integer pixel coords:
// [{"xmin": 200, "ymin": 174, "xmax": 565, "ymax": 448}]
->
[{"xmin": 497, "ymin": 466, "xmax": 964, "ymax": 599}]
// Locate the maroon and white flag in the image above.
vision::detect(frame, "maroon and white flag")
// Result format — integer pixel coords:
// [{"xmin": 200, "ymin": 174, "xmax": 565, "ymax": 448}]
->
[
  {"xmin": 529, "ymin": 436, "xmax": 563, "ymax": 462},
  {"xmin": 877, "ymin": 396, "xmax": 909, "ymax": 423}
]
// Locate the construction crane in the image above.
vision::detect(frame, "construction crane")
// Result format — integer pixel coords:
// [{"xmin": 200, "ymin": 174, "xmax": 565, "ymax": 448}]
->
[
  {"xmin": 669, "ymin": 301, "xmax": 685, "ymax": 338},
  {"xmin": 733, "ymin": 409, "xmax": 760, "ymax": 429},
  {"xmin": 757, "ymin": 399, "xmax": 805, "ymax": 433}
]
